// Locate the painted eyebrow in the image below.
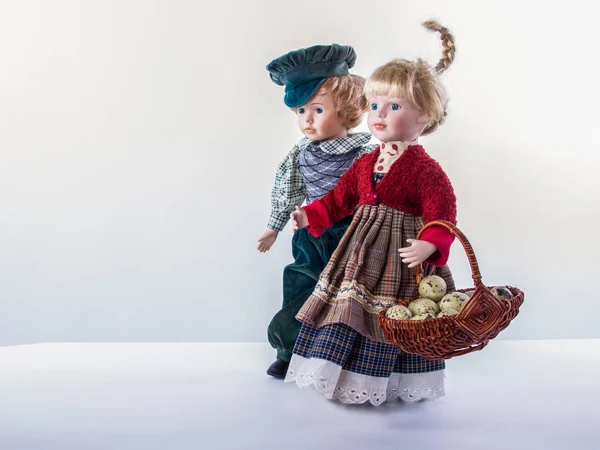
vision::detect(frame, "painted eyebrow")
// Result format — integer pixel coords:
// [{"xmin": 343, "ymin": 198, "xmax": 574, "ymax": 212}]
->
[{"xmin": 310, "ymin": 102, "xmax": 324, "ymax": 106}]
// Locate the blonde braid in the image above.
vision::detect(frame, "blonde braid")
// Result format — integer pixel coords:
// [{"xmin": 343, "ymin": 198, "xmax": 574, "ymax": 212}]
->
[{"xmin": 422, "ymin": 20, "xmax": 456, "ymax": 74}]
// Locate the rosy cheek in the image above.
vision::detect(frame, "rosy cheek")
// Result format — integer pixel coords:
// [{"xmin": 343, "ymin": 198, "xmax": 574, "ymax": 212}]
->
[{"xmin": 390, "ymin": 116, "xmax": 404, "ymax": 128}]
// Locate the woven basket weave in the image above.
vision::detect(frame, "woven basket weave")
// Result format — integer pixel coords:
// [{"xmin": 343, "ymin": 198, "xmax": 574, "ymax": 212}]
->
[{"xmin": 378, "ymin": 220, "xmax": 524, "ymax": 360}]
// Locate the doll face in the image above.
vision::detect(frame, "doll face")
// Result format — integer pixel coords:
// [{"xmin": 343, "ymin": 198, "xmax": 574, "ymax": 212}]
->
[
  {"xmin": 367, "ymin": 95, "xmax": 426, "ymax": 142},
  {"xmin": 295, "ymin": 91, "xmax": 347, "ymax": 141}
]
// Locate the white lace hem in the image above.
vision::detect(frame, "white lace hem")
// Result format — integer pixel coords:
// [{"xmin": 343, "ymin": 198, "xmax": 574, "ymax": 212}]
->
[{"xmin": 284, "ymin": 355, "xmax": 445, "ymax": 406}]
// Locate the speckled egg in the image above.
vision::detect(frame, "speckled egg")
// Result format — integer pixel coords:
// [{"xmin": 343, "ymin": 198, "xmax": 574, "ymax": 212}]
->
[
  {"xmin": 408, "ymin": 298, "xmax": 440, "ymax": 316},
  {"xmin": 411, "ymin": 313, "xmax": 436, "ymax": 321},
  {"xmin": 385, "ymin": 305, "xmax": 413, "ymax": 320},
  {"xmin": 437, "ymin": 308, "xmax": 459, "ymax": 317},
  {"xmin": 417, "ymin": 275, "xmax": 447, "ymax": 302},
  {"xmin": 491, "ymin": 286, "xmax": 513, "ymax": 300},
  {"xmin": 439, "ymin": 292, "xmax": 470, "ymax": 312}
]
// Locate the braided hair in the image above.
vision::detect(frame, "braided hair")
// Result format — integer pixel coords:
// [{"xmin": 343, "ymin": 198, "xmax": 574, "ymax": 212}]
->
[{"xmin": 423, "ymin": 20, "xmax": 456, "ymax": 75}]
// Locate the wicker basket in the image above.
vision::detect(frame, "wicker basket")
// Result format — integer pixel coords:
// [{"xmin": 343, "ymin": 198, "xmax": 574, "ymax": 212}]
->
[{"xmin": 378, "ymin": 220, "xmax": 524, "ymax": 360}]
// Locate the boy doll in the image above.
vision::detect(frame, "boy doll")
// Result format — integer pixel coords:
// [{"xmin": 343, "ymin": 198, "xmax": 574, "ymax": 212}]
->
[{"xmin": 258, "ymin": 44, "xmax": 375, "ymax": 378}]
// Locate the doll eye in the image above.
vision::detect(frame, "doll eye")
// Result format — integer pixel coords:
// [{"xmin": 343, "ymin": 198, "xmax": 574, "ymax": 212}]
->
[
  {"xmin": 316, "ymin": 108, "xmax": 323, "ymax": 114},
  {"xmin": 371, "ymin": 103, "xmax": 378, "ymax": 110},
  {"xmin": 390, "ymin": 104, "xmax": 400, "ymax": 110},
  {"xmin": 298, "ymin": 108, "xmax": 305, "ymax": 114}
]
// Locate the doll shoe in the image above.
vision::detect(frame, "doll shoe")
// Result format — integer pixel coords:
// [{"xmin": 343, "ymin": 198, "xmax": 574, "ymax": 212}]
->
[{"xmin": 266, "ymin": 358, "xmax": 289, "ymax": 379}]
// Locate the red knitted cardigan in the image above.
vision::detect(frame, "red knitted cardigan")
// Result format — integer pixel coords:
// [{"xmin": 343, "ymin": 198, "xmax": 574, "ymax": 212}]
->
[{"xmin": 303, "ymin": 144, "xmax": 457, "ymax": 266}]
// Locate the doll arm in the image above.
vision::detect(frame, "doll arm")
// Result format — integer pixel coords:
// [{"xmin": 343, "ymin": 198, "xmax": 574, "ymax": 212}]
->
[
  {"xmin": 303, "ymin": 155, "xmax": 364, "ymax": 237},
  {"xmin": 419, "ymin": 163, "xmax": 457, "ymax": 266},
  {"xmin": 267, "ymin": 146, "xmax": 306, "ymax": 232}
]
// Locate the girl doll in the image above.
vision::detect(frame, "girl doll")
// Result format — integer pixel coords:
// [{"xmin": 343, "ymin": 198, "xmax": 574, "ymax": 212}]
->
[
  {"xmin": 287, "ymin": 21, "xmax": 458, "ymax": 404},
  {"xmin": 258, "ymin": 44, "xmax": 376, "ymax": 379}
]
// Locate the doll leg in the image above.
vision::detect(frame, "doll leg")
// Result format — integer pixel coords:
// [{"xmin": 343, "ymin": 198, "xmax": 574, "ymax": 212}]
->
[
  {"xmin": 267, "ymin": 229, "xmax": 326, "ymax": 378},
  {"xmin": 266, "ymin": 217, "xmax": 351, "ymax": 378},
  {"xmin": 267, "ymin": 287, "xmax": 313, "ymax": 377}
]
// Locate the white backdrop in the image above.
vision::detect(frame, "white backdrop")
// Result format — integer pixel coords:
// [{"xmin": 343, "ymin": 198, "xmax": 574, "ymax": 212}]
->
[{"xmin": 0, "ymin": 0, "xmax": 598, "ymax": 345}]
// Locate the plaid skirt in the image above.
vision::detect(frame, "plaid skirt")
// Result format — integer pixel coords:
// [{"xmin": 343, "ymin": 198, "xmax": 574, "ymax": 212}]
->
[
  {"xmin": 296, "ymin": 204, "xmax": 455, "ymax": 342},
  {"xmin": 294, "ymin": 323, "xmax": 444, "ymax": 376},
  {"xmin": 286, "ymin": 323, "xmax": 445, "ymax": 404}
]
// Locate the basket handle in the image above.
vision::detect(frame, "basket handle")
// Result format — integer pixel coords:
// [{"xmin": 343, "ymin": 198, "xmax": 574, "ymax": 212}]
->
[{"xmin": 414, "ymin": 220, "xmax": 483, "ymax": 289}]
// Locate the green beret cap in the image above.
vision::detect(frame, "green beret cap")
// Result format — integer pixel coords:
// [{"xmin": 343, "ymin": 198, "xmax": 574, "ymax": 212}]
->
[{"xmin": 266, "ymin": 44, "xmax": 357, "ymax": 108}]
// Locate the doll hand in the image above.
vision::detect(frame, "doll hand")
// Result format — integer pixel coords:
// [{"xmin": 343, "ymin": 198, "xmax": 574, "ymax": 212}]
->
[
  {"xmin": 398, "ymin": 239, "xmax": 438, "ymax": 268},
  {"xmin": 257, "ymin": 229, "xmax": 278, "ymax": 253},
  {"xmin": 290, "ymin": 206, "xmax": 308, "ymax": 231}
]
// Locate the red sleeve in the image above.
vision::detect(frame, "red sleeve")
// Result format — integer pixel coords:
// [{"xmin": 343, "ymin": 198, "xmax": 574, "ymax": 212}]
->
[
  {"xmin": 419, "ymin": 162, "xmax": 457, "ymax": 266},
  {"xmin": 420, "ymin": 227, "xmax": 454, "ymax": 266},
  {"xmin": 302, "ymin": 155, "xmax": 365, "ymax": 237},
  {"xmin": 303, "ymin": 200, "xmax": 333, "ymax": 237}
]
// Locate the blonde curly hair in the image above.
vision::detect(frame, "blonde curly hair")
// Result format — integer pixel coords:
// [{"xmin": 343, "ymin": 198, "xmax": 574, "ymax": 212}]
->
[{"xmin": 364, "ymin": 20, "xmax": 456, "ymax": 136}]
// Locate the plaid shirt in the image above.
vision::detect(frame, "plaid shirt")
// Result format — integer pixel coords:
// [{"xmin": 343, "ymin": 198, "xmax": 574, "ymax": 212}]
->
[{"xmin": 267, "ymin": 132, "xmax": 376, "ymax": 231}]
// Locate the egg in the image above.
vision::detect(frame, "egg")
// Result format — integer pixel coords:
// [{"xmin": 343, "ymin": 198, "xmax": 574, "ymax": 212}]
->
[
  {"xmin": 437, "ymin": 308, "xmax": 459, "ymax": 317},
  {"xmin": 408, "ymin": 298, "xmax": 440, "ymax": 316},
  {"xmin": 491, "ymin": 286, "xmax": 512, "ymax": 300},
  {"xmin": 411, "ymin": 313, "xmax": 436, "ymax": 321},
  {"xmin": 439, "ymin": 292, "xmax": 470, "ymax": 312},
  {"xmin": 385, "ymin": 305, "xmax": 413, "ymax": 320},
  {"xmin": 417, "ymin": 275, "xmax": 447, "ymax": 302}
]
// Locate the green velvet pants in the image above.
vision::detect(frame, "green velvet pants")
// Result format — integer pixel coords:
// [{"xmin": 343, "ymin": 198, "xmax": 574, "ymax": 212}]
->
[{"xmin": 267, "ymin": 216, "xmax": 352, "ymax": 362}]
